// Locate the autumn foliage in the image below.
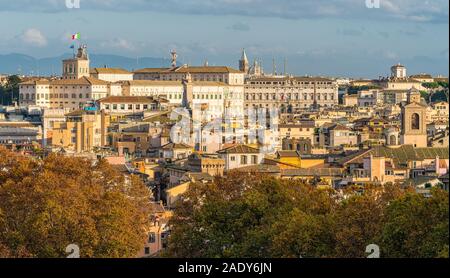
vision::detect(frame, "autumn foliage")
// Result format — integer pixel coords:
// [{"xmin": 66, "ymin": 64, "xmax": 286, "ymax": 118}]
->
[
  {"xmin": 165, "ymin": 172, "xmax": 449, "ymax": 258},
  {"xmin": 0, "ymin": 148, "xmax": 152, "ymax": 258}
]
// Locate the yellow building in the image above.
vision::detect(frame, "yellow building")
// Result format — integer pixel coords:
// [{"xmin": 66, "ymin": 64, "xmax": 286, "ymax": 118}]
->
[
  {"xmin": 132, "ymin": 158, "xmax": 161, "ymax": 180},
  {"xmin": 265, "ymin": 151, "xmax": 325, "ymax": 169},
  {"xmin": 51, "ymin": 110, "xmax": 110, "ymax": 153}
]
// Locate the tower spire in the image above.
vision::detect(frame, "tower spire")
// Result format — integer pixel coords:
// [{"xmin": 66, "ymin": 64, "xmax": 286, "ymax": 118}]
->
[
  {"xmin": 239, "ymin": 48, "xmax": 249, "ymax": 73},
  {"xmin": 241, "ymin": 48, "xmax": 248, "ymax": 63}
]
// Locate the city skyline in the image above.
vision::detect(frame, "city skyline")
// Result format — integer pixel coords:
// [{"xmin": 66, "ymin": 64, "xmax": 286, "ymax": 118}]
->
[
  {"xmin": 0, "ymin": 0, "xmax": 448, "ymax": 77},
  {"xmin": 0, "ymin": 0, "xmax": 449, "ymax": 264}
]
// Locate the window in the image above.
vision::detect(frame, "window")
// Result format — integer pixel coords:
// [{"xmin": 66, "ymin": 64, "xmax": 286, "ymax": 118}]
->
[
  {"xmin": 144, "ymin": 247, "xmax": 150, "ymax": 255},
  {"xmin": 231, "ymin": 156, "xmax": 236, "ymax": 161},
  {"xmin": 241, "ymin": 155, "xmax": 248, "ymax": 165},
  {"xmin": 148, "ymin": 232, "xmax": 156, "ymax": 243},
  {"xmin": 411, "ymin": 113, "xmax": 420, "ymax": 130},
  {"xmin": 251, "ymin": 155, "xmax": 258, "ymax": 164}
]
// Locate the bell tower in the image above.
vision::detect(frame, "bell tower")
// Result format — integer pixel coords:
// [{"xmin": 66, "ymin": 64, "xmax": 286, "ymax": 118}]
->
[
  {"xmin": 239, "ymin": 48, "xmax": 249, "ymax": 74},
  {"xmin": 400, "ymin": 88, "xmax": 427, "ymax": 147},
  {"xmin": 62, "ymin": 45, "xmax": 90, "ymax": 80}
]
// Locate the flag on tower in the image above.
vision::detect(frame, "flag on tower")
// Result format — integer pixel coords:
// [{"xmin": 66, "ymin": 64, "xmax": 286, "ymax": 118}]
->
[{"xmin": 71, "ymin": 33, "xmax": 80, "ymax": 40}]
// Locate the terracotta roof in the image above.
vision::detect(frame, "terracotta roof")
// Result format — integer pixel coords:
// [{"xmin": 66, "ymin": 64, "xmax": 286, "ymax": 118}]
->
[
  {"xmin": 169, "ymin": 66, "xmax": 242, "ymax": 74},
  {"xmin": 0, "ymin": 122, "xmax": 40, "ymax": 128},
  {"xmin": 48, "ymin": 77, "xmax": 110, "ymax": 86},
  {"xmin": 217, "ymin": 144, "xmax": 260, "ymax": 154},
  {"xmin": 161, "ymin": 143, "xmax": 193, "ymax": 150},
  {"xmin": 19, "ymin": 78, "xmax": 50, "ymax": 85},
  {"xmin": 133, "ymin": 68, "xmax": 170, "ymax": 74},
  {"xmin": 65, "ymin": 109, "xmax": 92, "ymax": 117},
  {"xmin": 410, "ymin": 74, "xmax": 433, "ymax": 79},
  {"xmin": 277, "ymin": 151, "xmax": 301, "ymax": 158},
  {"xmin": 341, "ymin": 145, "xmax": 449, "ymax": 168},
  {"xmin": 328, "ymin": 124, "xmax": 352, "ymax": 131},
  {"xmin": 233, "ymin": 164, "xmax": 281, "ymax": 173},
  {"xmin": 248, "ymin": 76, "xmax": 334, "ymax": 83},
  {"xmin": 386, "ymin": 78, "xmax": 422, "ymax": 83},
  {"xmin": 282, "ymin": 168, "xmax": 344, "ymax": 177},
  {"xmin": 90, "ymin": 68, "xmax": 132, "ymax": 75},
  {"xmin": 434, "ymin": 77, "xmax": 448, "ymax": 82},
  {"xmin": 134, "ymin": 66, "xmax": 242, "ymax": 74}
]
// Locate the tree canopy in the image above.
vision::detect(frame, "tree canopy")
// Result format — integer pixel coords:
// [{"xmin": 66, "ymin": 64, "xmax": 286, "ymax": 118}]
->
[
  {"xmin": 165, "ymin": 173, "xmax": 449, "ymax": 258},
  {"xmin": 0, "ymin": 147, "xmax": 152, "ymax": 258},
  {"xmin": 0, "ymin": 75, "xmax": 21, "ymax": 105}
]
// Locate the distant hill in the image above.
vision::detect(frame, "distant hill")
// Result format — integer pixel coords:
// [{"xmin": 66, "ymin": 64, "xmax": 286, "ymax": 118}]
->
[{"xmin": 0, "ymin": 53, "xmax": 174, "ymax": 76}]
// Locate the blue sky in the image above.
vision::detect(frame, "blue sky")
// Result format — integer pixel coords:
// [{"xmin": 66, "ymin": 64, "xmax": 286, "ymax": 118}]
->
[{"xmin": 0, "ymin": 0, "xmax": 448, "ymax": 78}]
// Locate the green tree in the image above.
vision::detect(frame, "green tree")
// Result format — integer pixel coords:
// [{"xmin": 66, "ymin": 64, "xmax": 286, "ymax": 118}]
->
[
  {"xmin": 379, "ymin": 188, "xmax": 449, "ymax": 258},
  {"xmin": 422, "ymin": 82, "xmax": 440, "ymax": 90},
  {"xmin": 0, "ymin": 75, "xmax": 21, "ymax": 105},
  {"xmin": 436, "ymin": 81, "xmax": 448, "ymax": 89},
  {"xmin": 165, "ymin": 173, "xmax": 447, "ymax": 258}
]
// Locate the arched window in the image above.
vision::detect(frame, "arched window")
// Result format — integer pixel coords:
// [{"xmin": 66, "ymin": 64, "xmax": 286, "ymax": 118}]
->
[{"xmin": 411, "ymin": 113, "xmax": 420, "ymax": 130}]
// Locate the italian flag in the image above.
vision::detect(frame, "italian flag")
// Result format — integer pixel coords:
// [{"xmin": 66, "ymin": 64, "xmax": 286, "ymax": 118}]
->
[{"xmin": 71, "ymin": 33, "xmax": 80, "ymax": 40}]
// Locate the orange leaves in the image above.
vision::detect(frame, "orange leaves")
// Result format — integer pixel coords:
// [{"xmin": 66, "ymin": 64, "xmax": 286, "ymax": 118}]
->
[{"xmin": 0, "ymin": 148, "xmax": 152, "ymax": 258}]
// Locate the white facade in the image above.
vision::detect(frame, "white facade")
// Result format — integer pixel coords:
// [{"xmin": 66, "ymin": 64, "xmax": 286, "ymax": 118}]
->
[
  {"xmin": 217, "ymin": 146, "xmax": 265, "ymax": 171},
  {"xmin": 391, "ymin": 64, "xmax": 407, "ymax": 79},
  {"xmin": 133, "ymin": 65, "xmax": 245, "ymax": 86},
  {"xmin": 244, "ymin": 76, "xmax": 338, "ymax": 111},
  {"xmin": 19, "ymin": 77, "xmax": 110, "ymax": 110},
  {"xmin": 90, "ymin": 68, "xmax": 133, "ymax": 83}
]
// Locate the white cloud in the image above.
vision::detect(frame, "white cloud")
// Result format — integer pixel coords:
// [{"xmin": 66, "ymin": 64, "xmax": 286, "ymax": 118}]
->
[
  {"xmin": 100, "ymin": 38, "xmax": 136, "ymax": 51},
  {"xmin": 19, "ymin": 28, "xmax": 48, "ymax": 47}
]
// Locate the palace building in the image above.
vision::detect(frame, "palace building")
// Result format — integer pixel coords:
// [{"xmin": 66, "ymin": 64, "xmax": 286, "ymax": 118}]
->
[
  {"xmin": 244, "ymin": 76, "xmax": 338, "ymax": 112},
  {"xmin": 19, "ymin": 45, "xmax": 114, "ymax": 110}
]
